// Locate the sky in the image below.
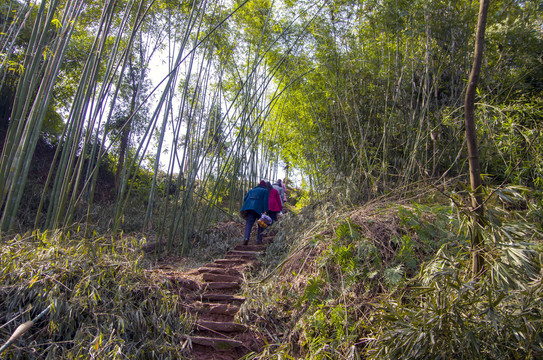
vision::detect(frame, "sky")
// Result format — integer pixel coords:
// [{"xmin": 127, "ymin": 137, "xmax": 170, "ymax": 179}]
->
[{"xmin": 145, "ymin": 45, "xmax": 296, "ymax": 187}]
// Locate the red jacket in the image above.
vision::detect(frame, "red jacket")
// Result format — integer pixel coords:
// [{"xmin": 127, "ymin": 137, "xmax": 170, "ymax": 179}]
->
[{"xmin": 268, "ymin": 187, "xmax": 282, "ymax": 212}]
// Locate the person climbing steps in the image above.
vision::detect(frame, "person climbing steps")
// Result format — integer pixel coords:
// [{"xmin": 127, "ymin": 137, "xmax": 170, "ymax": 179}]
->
[{"xmin": 240, "ymin": 180, "xmax": 269, "ymax": 245}]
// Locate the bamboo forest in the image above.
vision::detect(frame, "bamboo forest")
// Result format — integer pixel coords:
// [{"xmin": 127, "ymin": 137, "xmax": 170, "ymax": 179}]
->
[{"xmin": 0, "ymin": 0, "xmax": 542, "ymax": 358}]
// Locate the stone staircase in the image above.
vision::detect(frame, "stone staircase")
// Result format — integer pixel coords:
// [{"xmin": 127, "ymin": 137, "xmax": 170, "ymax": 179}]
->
[{"xmin": 182, "ymin": 237, "xmax": 273, "ymax": 359}]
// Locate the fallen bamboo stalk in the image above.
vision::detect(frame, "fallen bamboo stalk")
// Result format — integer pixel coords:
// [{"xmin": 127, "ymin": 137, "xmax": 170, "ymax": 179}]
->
[{"xmin": 0, "ymin": 305, "xmax": 51, "ymax": 355}]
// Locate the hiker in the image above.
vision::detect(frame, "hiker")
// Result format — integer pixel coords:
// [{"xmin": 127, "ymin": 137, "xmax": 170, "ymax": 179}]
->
[
  {"xmin": 267, "ymin": 181, "xmax": 282, "ymax": 223},
  {"xmin": 272, "ymin": 180, "xmax": 285, "ymax": 206},
  {"xmin": 240, "ymin": 180, "xmax": 269, "ymax": 245},
  {"xmin": 279, "ymin": 179, "xmax": 287, "ymax": 203}
]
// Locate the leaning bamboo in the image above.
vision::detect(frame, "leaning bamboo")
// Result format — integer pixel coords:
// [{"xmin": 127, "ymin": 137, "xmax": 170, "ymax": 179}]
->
[
  {"xmin": 0, "ymin": 0, "xmax": 83, "ymax": 232},
  {"xmin": 1, "ymin": 0, "xmax": 298, "ymax": 240},
  {"xmin": 0, "ymin": 305, "xmax": 51, "ymax": 355}
]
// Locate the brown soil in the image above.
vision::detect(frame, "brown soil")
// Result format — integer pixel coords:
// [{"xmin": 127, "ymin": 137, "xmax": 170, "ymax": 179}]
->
[{"xmin": 150, "ymin": 236, "xmax": 275, "ymax": 359}]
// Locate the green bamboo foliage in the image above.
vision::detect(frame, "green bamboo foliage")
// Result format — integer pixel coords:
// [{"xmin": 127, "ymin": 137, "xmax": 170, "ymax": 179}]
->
[
  {"xmin": 264, "ymin": 0, "xmax": 470, "ymax": 192},
  {"xmin": 138, "ymin": 0, "xmax": 300, "ymax": 252},
  {"xmin": 0, "ymin": 230, "xmax": 194, "ymax": 358},
  {"xmin": 1, "ymin": 0, "xmax": 540, "ymax": 237},
  {"xmin": 0, "ymin": 1, "xmax": 31, "ymax": 91},
  {"xmin": 0, "ymin": 0, "xmax": 299, "ymax": 256},
  {"xmin": 35, "ymin": 0, "xmax": 139, "ymax": 230},
  {"xmin": 0, "ymin": 0, "xmax": 84, "ymax": 232}
]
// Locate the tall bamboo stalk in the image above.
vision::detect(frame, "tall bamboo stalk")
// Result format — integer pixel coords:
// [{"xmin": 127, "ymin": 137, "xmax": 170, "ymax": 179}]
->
[
  {"xmin": 0, "ymin": 0, "xmax": 83, "ymax": 232},
  {"xmin": 0, "ymin": 0, "xmax": 304, "ymax": 248}
]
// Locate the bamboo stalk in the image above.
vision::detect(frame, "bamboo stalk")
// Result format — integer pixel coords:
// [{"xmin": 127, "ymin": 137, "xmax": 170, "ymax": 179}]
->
[{"xmin": 0, "ymin": 304, "xmax": 51, "ymax": 355}]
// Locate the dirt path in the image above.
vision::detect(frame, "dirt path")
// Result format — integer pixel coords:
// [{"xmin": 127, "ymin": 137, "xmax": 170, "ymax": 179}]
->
[{"xmin": 158, "ymin": 235, "xmax": 274, "ymax": 359}]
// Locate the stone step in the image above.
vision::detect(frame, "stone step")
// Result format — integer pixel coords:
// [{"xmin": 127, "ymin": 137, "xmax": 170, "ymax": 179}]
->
[
  {"xmin": 214, "ymin": 258, "xmax": 249, "ymax": 266},
  {"xmin": 225, "ymin": 253, "xmax": 256, "ymax": 260},
  {"xmin": 184, "ymin": 335, "xmax": 243, "ymax": 350},
  {"xmin": 212, "ymin": 305, "xmax": 239, "ymax": 317},
  {"xmin": 195, "ymin": 303, "xmax": 239, "ymax": 316},
  {"xmin": 203, "ymin": 260, "xmax": 261, "ymax": 272},
  {"xmin": 196, "ymin": 267, "xmax": 243, "ymax": 277},
  {"xmin": 203, "ymin": 273, "xmax": 241, "ymax": 283},
  {"xmin": 227, "ymin": 250, "xmax": 263, "ymax": 256},
  {"xmin": 196, "ymin": 320, "xmax": 246, "ymax": 332},
  {"xmin": 202, "ymin": 262, "xmax": 233, "ymax": 269},
  {"xmin": 233, "ymin": 244, "xmax": 267, "ymax": 251},
  {"xmin": 199, "ymin": 293, "xmax": 246, "ymax": 303},
  {"xmin": 203, "ymin": 281, "xmax": 240, "ymax": 290}
]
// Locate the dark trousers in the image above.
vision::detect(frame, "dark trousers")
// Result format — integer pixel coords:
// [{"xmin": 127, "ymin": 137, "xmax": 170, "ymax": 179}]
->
[
  {"xmin": 244, "ymin": 210, "xmax": 263, "ymax": 243},
  {"xmin": 268, "ymin": 211, "xmax": 279, "ymax": 223}
]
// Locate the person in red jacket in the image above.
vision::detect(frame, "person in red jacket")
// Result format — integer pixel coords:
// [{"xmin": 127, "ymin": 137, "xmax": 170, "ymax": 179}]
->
[{"xmin": 266, "ymin": 181, "xmax": 282, "ymax": 223}]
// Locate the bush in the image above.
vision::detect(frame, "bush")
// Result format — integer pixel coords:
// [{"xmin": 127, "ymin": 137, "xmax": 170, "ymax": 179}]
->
[{"xmin": 365, "ymin": 190, "xmax": 543, "ymax": 360}]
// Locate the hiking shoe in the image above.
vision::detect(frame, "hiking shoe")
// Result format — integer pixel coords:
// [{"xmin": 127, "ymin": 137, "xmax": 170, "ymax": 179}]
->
[{"xmin": 243, "ymin": 239, "xmax": 249, "ymax": 245}]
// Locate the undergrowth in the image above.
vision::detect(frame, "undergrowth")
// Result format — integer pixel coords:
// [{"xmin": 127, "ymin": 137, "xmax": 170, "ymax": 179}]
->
[
  {"xmin": 238, "ymin": 184, "xmax": 543, "ymax": 359},
  {"xmin": 0, "ymin": 231, "xmax": 193, "ymax": 359},
  {"xmin": 3, "ymin": 183, "xmax": 541, "ymax": 359}
]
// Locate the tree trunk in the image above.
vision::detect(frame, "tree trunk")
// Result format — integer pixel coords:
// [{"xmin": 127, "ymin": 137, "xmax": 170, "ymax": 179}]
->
[
  {"xmin": 115, "ymin": 122, "xmax": 131, "ymax": 195},
  {"xmin": 464, "ymin": 0, "xmax": 490, "ymax": 276},
  {"xmin": 115, "ymin": 54, "xmax": 140, "ymax": 196}
]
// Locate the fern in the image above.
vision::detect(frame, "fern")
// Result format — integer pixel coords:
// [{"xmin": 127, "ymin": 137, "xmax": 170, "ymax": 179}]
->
[
  {"xmin": 366, "ymin": 246, "xmax": 543, "ymax": 359},
  {"xmin": 384, "ymin": 265, "xmax": 405, "ymax": 288}
]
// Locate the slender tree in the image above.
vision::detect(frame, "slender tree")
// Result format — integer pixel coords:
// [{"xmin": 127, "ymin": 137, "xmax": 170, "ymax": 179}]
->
[
  {"xmin": 464, "ymin": 0, "xmax": 490, "ymax": 276},
  {"xmin": 110, "ymin": 40, "xmax": 152, "ymax": 195}
]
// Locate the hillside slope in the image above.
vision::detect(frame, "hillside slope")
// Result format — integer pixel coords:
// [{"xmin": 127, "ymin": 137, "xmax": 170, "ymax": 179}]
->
[{"xmin": 1, "ymin": 184, "xmax": 542, "ymax": 359}]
